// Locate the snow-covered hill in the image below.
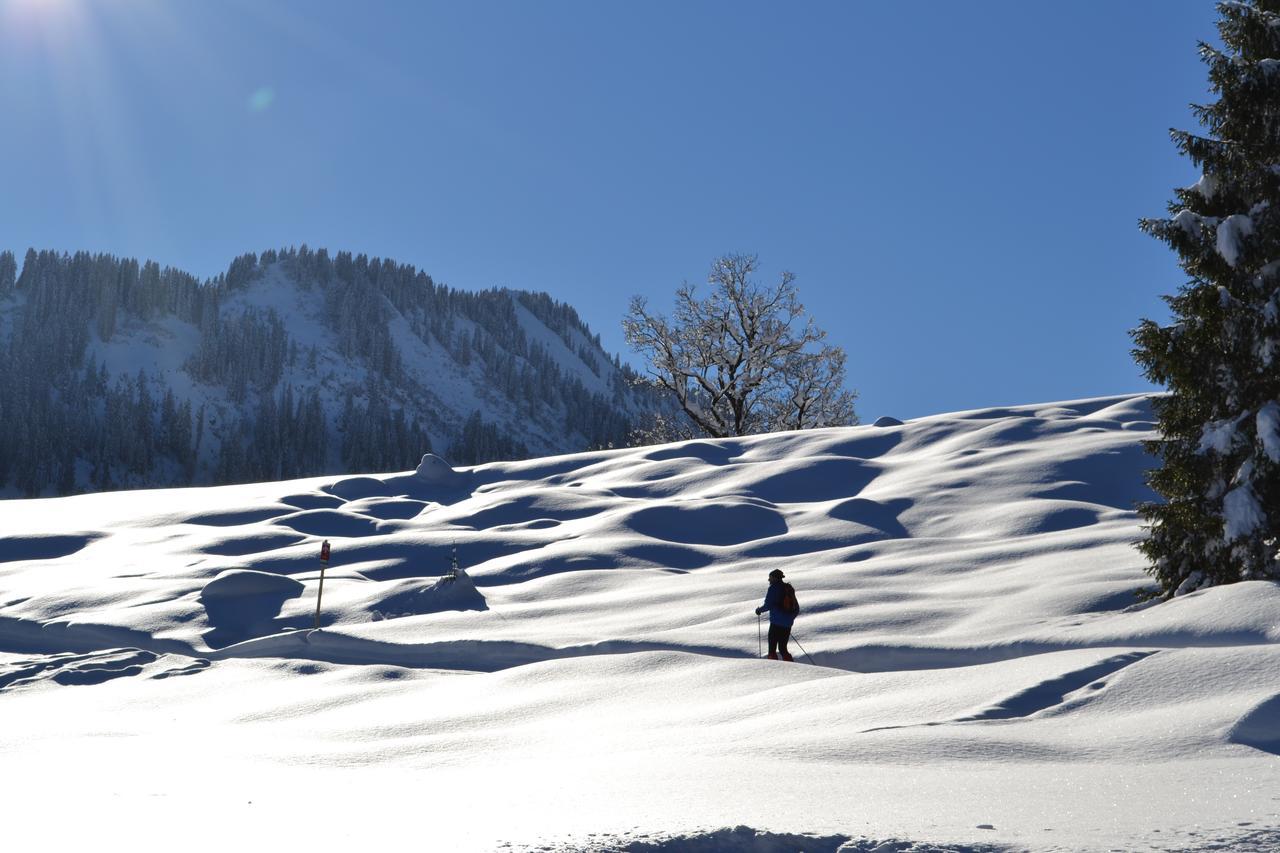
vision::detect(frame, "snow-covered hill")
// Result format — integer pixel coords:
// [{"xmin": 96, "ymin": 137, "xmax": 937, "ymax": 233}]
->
[
  {"xmin": 0, "ymin": 246, "xmax": 646, "ymax": 497},
  {"xmin": 2, "ymin": 394, "xmax": 1278, "ymax": 851}
]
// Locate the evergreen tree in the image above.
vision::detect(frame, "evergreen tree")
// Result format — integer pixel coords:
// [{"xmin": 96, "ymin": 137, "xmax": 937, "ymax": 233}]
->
[
  {"xmin": 1133, "ymin": 0, "xmax": 1280, "ymax": 596},
  {"xmin": 17, "ymin": 248, "xmax": 36, "ymax": 289},
  {"xmin": 0, "ymin": 250, "xmax": 15, "ymax": 295}
]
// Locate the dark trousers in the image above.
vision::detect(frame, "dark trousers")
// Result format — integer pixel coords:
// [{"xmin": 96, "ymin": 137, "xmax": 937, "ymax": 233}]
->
[{"xmin": 768, "ymin": 624, "xmax": 791, "ymax": 657}]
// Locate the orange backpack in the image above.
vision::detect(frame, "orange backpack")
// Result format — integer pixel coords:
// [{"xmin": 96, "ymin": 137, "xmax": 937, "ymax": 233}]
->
[{"xmin": 779, "ymin": 582, "xmax": 800, "ymax": 615}]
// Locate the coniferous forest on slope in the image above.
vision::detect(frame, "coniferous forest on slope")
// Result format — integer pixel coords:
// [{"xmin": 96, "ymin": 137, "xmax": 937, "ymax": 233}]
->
[{"xmin": 0, "ymin": 246, "xmax": 647, "ymax": 497}]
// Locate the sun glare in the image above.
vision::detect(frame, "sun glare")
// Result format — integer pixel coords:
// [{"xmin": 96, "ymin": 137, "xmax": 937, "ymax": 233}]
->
[
  {"xmin": 0, "ymin": 0, "xmax": 173, "ymax": 246},
  {"xmin": 5, "ymin": 0, "xmax": 73, "ymax": 19},
  {"xmin": 2, "ymin": 0, "xmax": 78, "ymax": 46}
]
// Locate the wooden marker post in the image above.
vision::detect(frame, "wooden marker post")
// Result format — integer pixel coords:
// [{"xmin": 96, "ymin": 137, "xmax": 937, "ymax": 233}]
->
[{"xmin": 314, "ymin": 539, "xmax": 331, "ymax": 629}]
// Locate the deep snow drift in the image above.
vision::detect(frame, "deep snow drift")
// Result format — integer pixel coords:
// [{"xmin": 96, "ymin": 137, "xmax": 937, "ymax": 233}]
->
[{"xmin": 1, "ymin": 394, "xmax": 1278, "ymax": 851}]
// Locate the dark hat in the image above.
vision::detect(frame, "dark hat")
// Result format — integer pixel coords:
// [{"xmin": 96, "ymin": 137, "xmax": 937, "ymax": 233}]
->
[{"xmin": 768, "ymin": 569, "xmax": 785, "ymax": 580}]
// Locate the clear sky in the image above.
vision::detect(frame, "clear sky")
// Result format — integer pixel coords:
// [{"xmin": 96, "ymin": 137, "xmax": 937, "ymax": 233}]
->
[{"xmin": 0, "ymin": 0, "xmax": 1215, "ymax": 420}]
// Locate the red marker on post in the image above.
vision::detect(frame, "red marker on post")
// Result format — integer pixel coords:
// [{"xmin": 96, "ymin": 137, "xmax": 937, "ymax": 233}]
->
[{"xmin": 314, "ymin": 540, "xmax": 331, "ymax": 629}]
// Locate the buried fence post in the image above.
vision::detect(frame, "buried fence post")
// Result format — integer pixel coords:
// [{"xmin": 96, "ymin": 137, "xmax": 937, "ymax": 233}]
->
[{"xmin": 314, "ymin": 539, "xmax": 331, "ymax": 629}]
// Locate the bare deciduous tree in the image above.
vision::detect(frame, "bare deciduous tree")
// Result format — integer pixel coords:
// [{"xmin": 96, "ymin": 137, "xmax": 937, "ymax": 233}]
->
[{"xmin": 624, "ymin": 254, "xmax": 857, "ymax": 439}]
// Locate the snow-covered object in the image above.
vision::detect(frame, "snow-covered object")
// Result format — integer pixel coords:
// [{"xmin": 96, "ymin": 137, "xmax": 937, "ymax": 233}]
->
[
  {"xmin": 371, "ymin": 571, "xmax": 486, "ymax": 620},
  {"xmin": 199, "ymin": 569, "xmax": 305, "ymax": 600},
  {"xmin": 197, "ymin": 569, "xmax": 308, "ymax": 646},
  {"xmin": 1, "ymin": 394, "xmax": 1278, "ymax": 852},
  {"xmin": 1216, "ymin": 213, "xmax": 1254, "ymax": 267},
  {"xmin": 1198, "ymin": 416, "xmax": 1240, "ymax": 454},
  {"xmin": 1173, "ymin": 208, "xmax": 1207, "ymax": 239},
  {"xmin": 1174, "ymin": 570, "xmax": 1204, "ymax": 596},
  {"xmin": 872, "ymin": 415, "xmax": 904, "ymax": 427},
  {"xmin": 1188, "ymin": 171, "xmax": 1219, "ymax": 201},
  {"xmin": 413, "ymin": 453, "xmax": 457, "ymax": 485},
  {"xmin": 1258, "ymin": 401, "xmax": 1280, "ymax": 463},
  {"xmin": 1264, "ymin": 292, "xmax": 1280, "ymax": 323},
  {"xmin": 1258, "ymin": 336, "xmax": 1278, "ymax": 367},
  {"xmin": 1255, "ymin": 259, "xmax": 1280, "ymax": 288},
  {"xmin": 1222, "ymin": 484, "xmax": 1264, "ymax": 540}
]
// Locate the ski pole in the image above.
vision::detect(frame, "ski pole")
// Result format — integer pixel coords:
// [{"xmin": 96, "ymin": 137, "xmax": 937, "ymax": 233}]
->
[
  {"xmin": 788, "ymin": 630, "xmax": 817, "ymax": 666},
  {"xmin": 757, "ymin": 613, "xmax": 763, "ymax": 658}
]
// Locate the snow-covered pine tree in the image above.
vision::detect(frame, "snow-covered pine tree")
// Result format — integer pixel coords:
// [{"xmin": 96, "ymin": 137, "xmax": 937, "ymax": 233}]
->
[{"xmin": 1133, "ymin": 0, "xmax": 1280, "ymax": 597}]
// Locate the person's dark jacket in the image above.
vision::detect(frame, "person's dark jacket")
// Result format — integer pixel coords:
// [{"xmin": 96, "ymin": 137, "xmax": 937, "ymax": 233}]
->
[{"xmin": 757, "ymin": 581, "xmax": 796, "ymax": 628}]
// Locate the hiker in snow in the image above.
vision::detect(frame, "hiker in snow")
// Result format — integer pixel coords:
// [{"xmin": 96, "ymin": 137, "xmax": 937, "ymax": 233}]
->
[{"xmin": 755, "ymin": 569, "xmax": 799, "ymax": 661}]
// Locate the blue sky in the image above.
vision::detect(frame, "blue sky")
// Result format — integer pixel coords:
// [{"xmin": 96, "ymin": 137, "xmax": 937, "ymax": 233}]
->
[{"xmin": 0, "ymin": 1, "xmax": 1214, "ymax": 420}]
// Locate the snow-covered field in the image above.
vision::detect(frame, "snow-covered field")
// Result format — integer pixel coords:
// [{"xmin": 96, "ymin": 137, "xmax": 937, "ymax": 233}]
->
[{"xmin": 2, "ymin": 394, "xmax": 1278, "ymax": 852}]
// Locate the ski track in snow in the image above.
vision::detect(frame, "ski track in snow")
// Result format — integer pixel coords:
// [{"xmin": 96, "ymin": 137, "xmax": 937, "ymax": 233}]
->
[{"xmin": 2, "ymin": 393, "xmax": 1279, "ymax": 852}]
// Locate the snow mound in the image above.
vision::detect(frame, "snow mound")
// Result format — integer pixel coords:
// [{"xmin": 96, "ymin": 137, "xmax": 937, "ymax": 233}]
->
[
  {"xmin": 324, "ymin": 475, "xmax": 391, "ymax": 500},
  {"xmin": 272, "ymin": 508, "xmax": 380, "ymax": 537},
  {"xmin": 343, "ymin": 497, "xmax": 430, "ymax": 520},
  {"xmin": 1229, "ymin": 692, "xmax": 1280, "ymax": 755},
  {"xmin": 279, "ymin": 491, "xmax": 345, "ymax": 510},
  {"xmin": 415, "ymin": 452, "xmax": 459, "ymax": 484},
  {"xmin": 371, "ymin": 572, "xmax": 487, "ymax": 619},
  {"xmin": 198, "ymin": 569, "xmax": 307, "ymax": 647},
  {"xmin": 199, "ymin": 569, "xmax": 305, "ymax": 600},
  {"xmin": 873, "ymin": 416, "xmax": 905, "ymax": 427}
]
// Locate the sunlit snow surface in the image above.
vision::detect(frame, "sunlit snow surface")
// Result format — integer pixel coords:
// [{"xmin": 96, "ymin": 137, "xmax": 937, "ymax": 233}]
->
[{"xmin": 2, "ymin": 394, "xmax": 1278, "ymax": 852}]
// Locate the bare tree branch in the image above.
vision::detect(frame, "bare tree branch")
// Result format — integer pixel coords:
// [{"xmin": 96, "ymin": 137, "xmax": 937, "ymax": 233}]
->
[{"xmin": 623, "ymin": 255, "xmax": 859, "ymax": 438}]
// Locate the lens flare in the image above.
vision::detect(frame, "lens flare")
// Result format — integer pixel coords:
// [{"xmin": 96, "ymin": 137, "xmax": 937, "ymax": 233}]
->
[{"xmin": 248, "ymin": 86, "xmax": 276, "ymax": 113}]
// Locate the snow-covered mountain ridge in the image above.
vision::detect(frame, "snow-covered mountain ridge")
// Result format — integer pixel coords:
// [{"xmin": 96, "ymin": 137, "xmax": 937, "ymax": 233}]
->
[
  {"xmin": 0, "ymin": 246, "xmax": 646, "ymax": 497},
  {"xmin": 1, "ymin": 393, "xmax": 1278, "ymax": 852}
]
